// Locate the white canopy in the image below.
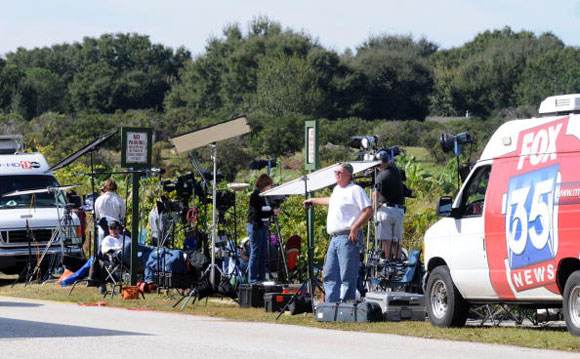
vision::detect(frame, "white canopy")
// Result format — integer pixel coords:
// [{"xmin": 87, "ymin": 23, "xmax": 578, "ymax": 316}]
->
[{"xmin": 261, "ymin": 161, "xmax": 380, "ymax": 197}]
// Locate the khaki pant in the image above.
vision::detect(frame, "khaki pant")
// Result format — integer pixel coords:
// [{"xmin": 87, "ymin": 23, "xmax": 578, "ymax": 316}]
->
[{"xmin": 376, "ymin": 206, "xmax": 404, "ymax": 259}]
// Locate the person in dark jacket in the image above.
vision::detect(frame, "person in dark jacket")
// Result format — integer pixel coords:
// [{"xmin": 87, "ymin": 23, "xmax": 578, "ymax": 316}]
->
[
  {"xmin": 247, "ymin": 174, "xmax": 274, "ymax": 283},
  {"xmin": 373, "ymin": 150, "xmax": 405, "ymax": 259}
]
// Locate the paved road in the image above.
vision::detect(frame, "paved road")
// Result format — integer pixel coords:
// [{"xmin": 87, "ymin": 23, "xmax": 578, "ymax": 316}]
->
[{"xmin": 0, "ymin": 296, "xmax": 576, "ymax": 359}]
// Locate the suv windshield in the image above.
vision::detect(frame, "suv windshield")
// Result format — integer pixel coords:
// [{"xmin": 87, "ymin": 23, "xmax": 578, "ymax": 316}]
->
[{"xmin": 0, "ymin": 175, "xmax": 61, "ymax": 209}]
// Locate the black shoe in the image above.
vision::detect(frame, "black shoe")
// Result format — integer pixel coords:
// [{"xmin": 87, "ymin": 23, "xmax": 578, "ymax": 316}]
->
[{"xmin": 98, "ymin": 285, "xmax": 107, "ymax": 295}]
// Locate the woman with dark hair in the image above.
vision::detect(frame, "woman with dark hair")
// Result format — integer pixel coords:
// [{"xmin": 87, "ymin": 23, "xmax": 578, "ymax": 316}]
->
[{"xmin": 247, "ymin": 174, "xmax": 274, "ymax": 283}]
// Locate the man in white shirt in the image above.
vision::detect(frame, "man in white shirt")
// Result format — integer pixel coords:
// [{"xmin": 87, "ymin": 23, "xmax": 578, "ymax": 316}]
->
[
  {"xmin": 100, "ymin": 220, "xmax": 127, "ymax": 255},
  {"xmin": 304, "ymin": 163, "xmax": 373, "ymax": 303}
]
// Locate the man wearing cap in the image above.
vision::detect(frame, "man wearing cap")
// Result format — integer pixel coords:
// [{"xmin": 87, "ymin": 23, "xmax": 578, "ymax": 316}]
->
[
  {"xmin": 374, "ymin": 150, "xmax": 405, "ymax": 260},
  {"xmin": 100, "ymin": 220, "xmax": 128, "ymax": 255},
  {"xmin": 304, "ymin": 163, "xmax": 373, "ymax": 303}
]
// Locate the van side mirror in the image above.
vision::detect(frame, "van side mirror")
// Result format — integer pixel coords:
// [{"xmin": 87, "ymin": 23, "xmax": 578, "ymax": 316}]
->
[{"xmin": 437, "ymin": 196, "xmax": 453, "ymax": 217}]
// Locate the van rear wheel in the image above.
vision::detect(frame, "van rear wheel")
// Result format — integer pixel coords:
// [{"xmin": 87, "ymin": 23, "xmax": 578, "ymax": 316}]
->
[
  {"xmin": 426, "ymin": 265, "xmax": 468, "ymax": 327},
  {"xmin": 563, "ymin": 270, "xmax": 580, "ymax": 336}
]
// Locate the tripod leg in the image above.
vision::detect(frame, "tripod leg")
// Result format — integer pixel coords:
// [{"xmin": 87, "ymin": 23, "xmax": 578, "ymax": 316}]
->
[{"xmin": 275, "ymin": 280, "xmax": 309, "ymax": 320}]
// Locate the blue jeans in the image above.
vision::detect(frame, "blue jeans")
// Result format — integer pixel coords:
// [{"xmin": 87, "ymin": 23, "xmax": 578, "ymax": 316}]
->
[
  {"xmin": 248, "ymin": 223, "xmax": 267, "ymax": 283},
  {"xmin": 323, "ymin": 233, "xmax": 361, "ymax": 303}
]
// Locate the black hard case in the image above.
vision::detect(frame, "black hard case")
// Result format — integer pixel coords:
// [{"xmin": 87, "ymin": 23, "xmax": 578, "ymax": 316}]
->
[
  {"xmin": 364, "ymin": 291, "xmax": 425, "ymax": 321},
  {"xmin": 238, "ymin": 283, "xmax": 283, "ymax": 308},
  {"xmin": 315, "ymin": 302, "xmax": 383, "ymax": 322}
]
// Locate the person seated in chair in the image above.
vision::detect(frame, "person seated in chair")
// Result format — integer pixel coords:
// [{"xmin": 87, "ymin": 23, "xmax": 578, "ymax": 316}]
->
[
  {"xmin": 100, "ymin": 220, "xmax": 128, "ymax": 255},
  {"xmin": 89, "ymin": 220, "xmax": 130, "ymax": 293}
]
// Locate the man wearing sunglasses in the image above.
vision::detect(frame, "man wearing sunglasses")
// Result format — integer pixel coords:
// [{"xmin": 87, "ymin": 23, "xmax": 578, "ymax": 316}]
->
[{"xmin": 304, "ymin": 163, "xmax": 373, "ymax": 303}]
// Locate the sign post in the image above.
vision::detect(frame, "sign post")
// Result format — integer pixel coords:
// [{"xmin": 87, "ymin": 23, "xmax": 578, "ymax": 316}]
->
[
  {"xmin": 304, "ymin": 120, "xmax": 319, "ymax": 303},
  {"xmin": 121, "ymin": 127, "xmax": 152, "ymax": 285}
]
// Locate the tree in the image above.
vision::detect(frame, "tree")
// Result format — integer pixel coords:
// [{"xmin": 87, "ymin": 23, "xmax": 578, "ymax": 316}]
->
[
  {"xmin": 4, "ymin": 33, "xmax": 189, "ymax": 115},
  {"xmin": 516, "ymin": 47, "xmax": 580, "ymax": 106},
  {"xmin": 352, "ymin": 35, "xmax": 436, "ymax": 120},
  {"xmin": 11, "ymin": 67, "xmax": 65, "ymax": 119},
  {"xmin": 165, "ymin": 18, "xmax": 320, "ymax": 117},
  {"xmin": 0, "ymin": 64, "xmax": 24, "ymax": 112},
  {"xmin": 256, "ymin": 55, "xmax": 324, "ymax": 116},
  {"xmin": 430, "ymin": 27, "xmax": 566, "ymax": 116}
]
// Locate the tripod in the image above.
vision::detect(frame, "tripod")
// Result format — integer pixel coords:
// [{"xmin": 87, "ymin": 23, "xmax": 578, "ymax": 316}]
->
[
  {"xmin": 266, "ymin": 214, "xmax": 289, "ymax": 282},
  {"xmin": 28, "ymin": 188, "xmax": 75, "ymax": 284},
  {"xmin": 12, "ymin": 220, "xmax": 36, "ymax": 287}
]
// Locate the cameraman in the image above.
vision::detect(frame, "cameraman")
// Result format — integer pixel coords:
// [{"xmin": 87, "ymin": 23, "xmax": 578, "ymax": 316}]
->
[
  {"xmin": 374, "ymin": 150, "xmax": 405, "ymax": 260},
  {"xmin": 247, "ymin": 174, "xmax": 276, "ymax": 283}
]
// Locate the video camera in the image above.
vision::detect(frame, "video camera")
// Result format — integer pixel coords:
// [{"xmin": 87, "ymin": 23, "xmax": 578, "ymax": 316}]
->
[
  {"xmin": 162, "ymin": 172, "xmax": 196, "ymax": 199},
  {"xmin": 266, "ymin": 195, "xmax": 286, "ymax": 210},
  {"xmin": 157, "ymin": 195, "xmax": 186, "ymax": 214},
  {"xmin": 440, "ymin": 132, "xmax": 473, "ymax": 154},
  {"xmin": 215, "ymin": 190, "xmax": 235, "ymax": 213},
  {"xmin": 349, "ymin": 136, "xmax": 378, "ymax": 150}
]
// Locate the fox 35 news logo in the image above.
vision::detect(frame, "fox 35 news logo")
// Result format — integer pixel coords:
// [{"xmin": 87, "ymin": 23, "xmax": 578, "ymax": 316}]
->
[{"xmin": 504, "ymin": 164, "xmax": 559, "ymax": 269}]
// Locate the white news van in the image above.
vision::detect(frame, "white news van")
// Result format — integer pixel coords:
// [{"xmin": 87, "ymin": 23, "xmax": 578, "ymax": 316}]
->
[
  {"xmin": 424, "ymin": 94, "xmax": 580, "ymax": 335},
  {"xmin": 0, "ymin": 136, "xmax": 83, "ymax": 275}
]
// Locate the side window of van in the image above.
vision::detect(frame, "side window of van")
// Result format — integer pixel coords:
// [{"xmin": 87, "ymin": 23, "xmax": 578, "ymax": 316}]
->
[{"xmin": 460, "ymin": 165, "xmax": 491, "ymax": 217}]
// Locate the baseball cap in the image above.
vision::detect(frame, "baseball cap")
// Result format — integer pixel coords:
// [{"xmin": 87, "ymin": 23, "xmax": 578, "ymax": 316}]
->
[{"xmin": 108, "ymin": 219, "xmax": 121, "ymax": 229}]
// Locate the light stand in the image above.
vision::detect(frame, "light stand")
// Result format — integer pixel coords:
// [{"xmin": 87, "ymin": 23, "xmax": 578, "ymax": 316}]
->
[
  {"xmin": 168, "ymin": 115, "xmax": 251, "ymax": 293},
  {"xmin": 210, "ymin": 143, "xmax": 218, "ymax": 286}
]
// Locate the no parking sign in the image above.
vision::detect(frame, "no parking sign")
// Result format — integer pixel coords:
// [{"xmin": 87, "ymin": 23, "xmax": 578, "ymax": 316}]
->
[{"xmin": 121, "ymin": 127, "xmax": 152, "ymax": 169}]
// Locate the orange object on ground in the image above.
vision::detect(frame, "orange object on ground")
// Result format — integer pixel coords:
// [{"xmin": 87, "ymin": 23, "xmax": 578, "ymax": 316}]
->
[
  {"xmin": 122, "ymin": 286, "xmax": 142, "ymax": 300},
  {"xmin": 56, "ymin": 269, "xmax": 74, "ymax": 285}
]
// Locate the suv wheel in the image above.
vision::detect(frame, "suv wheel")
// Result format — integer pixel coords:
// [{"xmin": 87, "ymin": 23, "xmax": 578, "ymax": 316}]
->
[
  {"xmin": 563, "ymin": 270, "xmax": 580, "ymax": 336},
  {"xmin": 426, "ymin": 265, "xmax": 468, "ymax": 327}
]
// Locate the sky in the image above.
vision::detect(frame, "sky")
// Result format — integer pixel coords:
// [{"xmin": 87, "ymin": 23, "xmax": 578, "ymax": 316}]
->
[{"xmin": 1, "ymin": 0, "xmax": 579, "ymax": 57}]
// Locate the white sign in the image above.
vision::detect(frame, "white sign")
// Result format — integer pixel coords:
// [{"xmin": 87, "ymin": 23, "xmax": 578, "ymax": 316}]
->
[
  {"xmin": 307, "ymin": 127, "xmax": 315, "ymax": 164},
  {"xmin": 126, "ymin": 132, "xmax": 148, "ymax": 163}
]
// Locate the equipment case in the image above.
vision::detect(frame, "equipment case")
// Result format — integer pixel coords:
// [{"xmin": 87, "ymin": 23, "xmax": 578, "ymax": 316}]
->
[
  {"xmin": 238, "ymin": 283, "xmax": 283, "ymax": 308},
  {"xmin": 315, "ymin": 302, "xmax": 383, "ymax": 322},
  {"xmin": 364, "ymin": 291, "xmax": 425, "ymax": 321}
]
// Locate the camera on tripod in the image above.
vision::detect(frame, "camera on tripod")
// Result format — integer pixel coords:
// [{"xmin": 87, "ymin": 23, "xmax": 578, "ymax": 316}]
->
[
  {"xmin": 266, "ymin": 195, "xmax": 286, "ymax": 213},
  {"xmin": 215, "ymin": 190, "xmax": 235, "ymax": 213},
  {"xmin": 349, "ymin": 135, "xmax": 378, "ymax": 151},
  {"xmin": 440, "ymin": 132, "xmax": 473, "ymax": 154},
  {"xmin": 161, "ymin": 172, "xmax": 196, "ymax": 200}
]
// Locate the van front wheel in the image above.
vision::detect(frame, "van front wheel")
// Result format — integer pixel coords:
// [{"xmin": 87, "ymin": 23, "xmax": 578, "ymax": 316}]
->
[
  {"xmin": 563, "ymin": 270, "xmax": 580, "ymax": 336},
  {"xmin": 426, "ymin": 265, "xmax": 468, "ymax": 327}
]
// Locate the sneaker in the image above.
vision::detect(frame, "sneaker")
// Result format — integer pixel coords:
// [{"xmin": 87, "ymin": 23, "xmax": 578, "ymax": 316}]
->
[{"xmin": 98, "ymin": 285, "xmax": 107, "ymax": 295}]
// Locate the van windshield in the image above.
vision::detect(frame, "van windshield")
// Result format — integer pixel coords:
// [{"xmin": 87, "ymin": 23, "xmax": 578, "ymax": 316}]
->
[{"xmin": 0, "ymin": 175, "xmax": 61, "ymax": 209}]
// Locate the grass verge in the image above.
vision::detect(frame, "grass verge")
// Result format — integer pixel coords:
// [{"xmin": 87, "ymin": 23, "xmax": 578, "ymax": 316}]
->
[{"xmin": 1, "ymin": 282, "xmax": 579, "ymax": 352}]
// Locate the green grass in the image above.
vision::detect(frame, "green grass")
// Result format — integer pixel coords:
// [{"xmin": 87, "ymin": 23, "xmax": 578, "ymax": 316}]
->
[{"xmin": 1, "ymin": 283, "xmax": 579, "ymax": 352}]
